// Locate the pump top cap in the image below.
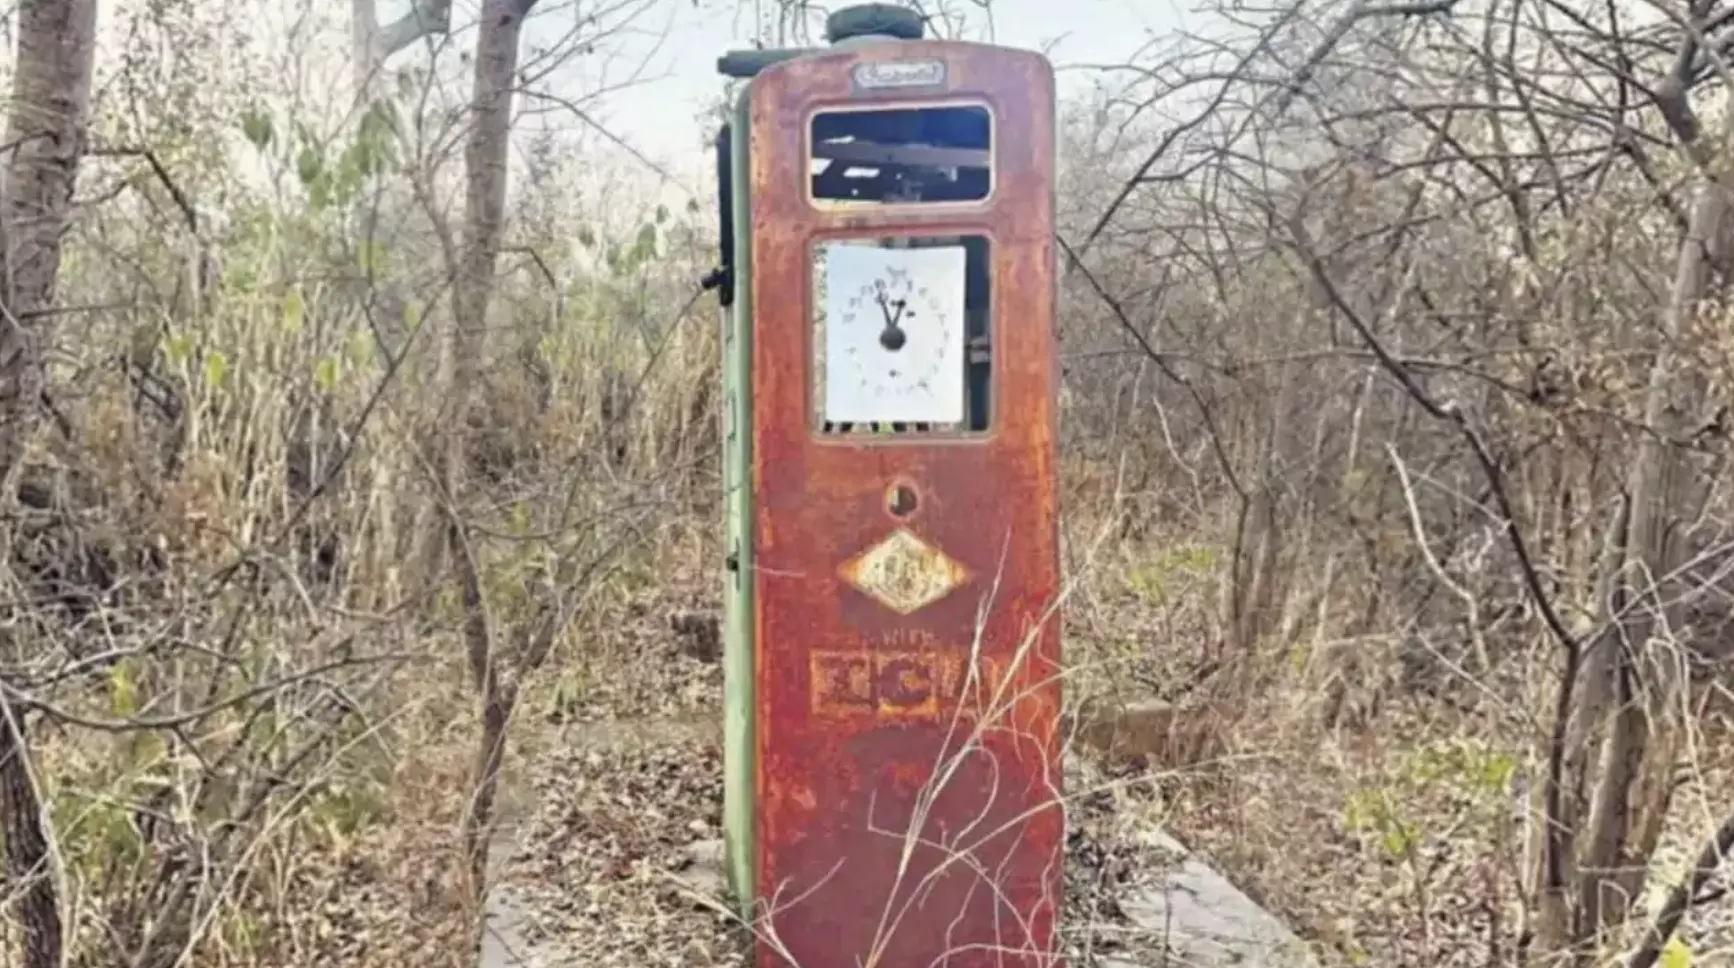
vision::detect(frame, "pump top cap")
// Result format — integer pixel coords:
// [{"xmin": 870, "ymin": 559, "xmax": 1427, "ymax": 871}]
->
[{"xmin": 826, "ymin": 4, "xmax": 925, "ymax": 43}]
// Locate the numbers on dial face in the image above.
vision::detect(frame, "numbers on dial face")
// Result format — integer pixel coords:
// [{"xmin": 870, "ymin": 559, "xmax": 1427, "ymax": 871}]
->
[{"xmin": 836, "ymin": 266, "xmax": 951, "ymax": 399}]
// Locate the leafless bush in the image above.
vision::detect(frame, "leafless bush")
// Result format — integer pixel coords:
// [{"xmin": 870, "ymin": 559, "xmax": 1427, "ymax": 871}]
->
[
  {"xmin": 1, "ymin": 0, "xmax": 702, "ymax": 963},
  {"xmin": 1054, "ymin": 0, "xmax": 1734, "ymax": 962}
]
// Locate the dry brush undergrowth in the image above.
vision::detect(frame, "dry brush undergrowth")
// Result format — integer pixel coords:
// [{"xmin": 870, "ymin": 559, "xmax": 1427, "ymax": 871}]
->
[
  {"xmin": 1050, "ymin": 0, "xmax": 1734, "ymax": 964},
  {"xmin": 6, "ymin": 0, "xmax": 1734, "ymax": 966},
  {"xmin": 2, "ymin": 1, "xmax": 711, "ymax": 963}
]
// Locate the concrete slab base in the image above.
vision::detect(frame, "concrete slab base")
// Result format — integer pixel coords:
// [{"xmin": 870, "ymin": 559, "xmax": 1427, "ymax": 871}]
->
[{"xmin": 1106, "ymin": 828, "xmax": 1317, "ymax": 967}]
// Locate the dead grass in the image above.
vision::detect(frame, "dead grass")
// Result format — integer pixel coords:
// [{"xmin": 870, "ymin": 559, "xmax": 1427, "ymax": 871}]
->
[
  {"xmin": 10, "ymin": 353, "xmax": 1729, "ymax": 968},
  {"xmin": 7, "ymin": 280, "xmax": 1729, "ymax": 967},
  {"xmin": 14, "ymin": 481, "xmax": 1713, "ymax": 968}
]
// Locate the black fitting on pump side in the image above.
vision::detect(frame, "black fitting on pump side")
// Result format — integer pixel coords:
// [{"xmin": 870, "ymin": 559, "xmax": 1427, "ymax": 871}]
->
[{"xmin": 704, "ymin": 122, "xmax": 735, "ymax": 306}]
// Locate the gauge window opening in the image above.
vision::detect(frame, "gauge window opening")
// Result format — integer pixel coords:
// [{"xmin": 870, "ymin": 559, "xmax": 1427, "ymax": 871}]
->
[{"xmin": 810, "ymin": 233, "xmax": 993, "ymax": 438}]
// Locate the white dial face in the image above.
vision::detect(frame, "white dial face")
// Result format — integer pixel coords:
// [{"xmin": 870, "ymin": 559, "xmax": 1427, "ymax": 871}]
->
[
  {"xmin": 822, "ymin": 243, "xmax": 966, "ymax": 425},
  {"xmin": 839, "ymin": 269, "xmax": 950, "ymax": 398}
]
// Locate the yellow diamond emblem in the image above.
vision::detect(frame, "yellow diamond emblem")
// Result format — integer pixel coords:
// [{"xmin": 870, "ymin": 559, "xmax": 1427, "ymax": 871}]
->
[{"xmin": 839, "ymin": 528, "xmax": 969, "ymax": 614}]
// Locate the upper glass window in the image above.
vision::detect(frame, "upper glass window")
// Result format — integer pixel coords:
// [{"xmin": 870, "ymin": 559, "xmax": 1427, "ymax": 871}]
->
[{"xmin": 808, "ymin": 103, "xmax": 994, "ymax": 208}]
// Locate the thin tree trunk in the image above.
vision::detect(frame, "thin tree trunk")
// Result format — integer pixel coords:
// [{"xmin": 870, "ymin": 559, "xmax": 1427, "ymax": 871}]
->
[
  {"xmin": 351, "ymin": 0, "xmax": 452, "ymax": 102},
  {"xmin": 448, "ymin": 0, "xmax": 539, "ymax": 921},
  {"xmin": 2, "ymin": 0, "xmax": 99, "ymax": 463},
  {"xmin": 1624, "ymin": 807, "xmax": 1734, "ymax": 968},
  {"xmin": 0, "ymin": 705, "xmax": 59, "ymax": 968},
  {"xmin": 0, "ymin": 3, "xmax": 100, "ymax": 964},
  {"xmin": 1547, "ymin": 97, "xmax": 1725, "ymax": 967}
]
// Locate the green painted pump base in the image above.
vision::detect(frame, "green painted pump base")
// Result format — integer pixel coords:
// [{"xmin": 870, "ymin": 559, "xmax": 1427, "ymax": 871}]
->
[{"xmin": 720, "ymin": 82, "xmax": 757, "ymax": 926}]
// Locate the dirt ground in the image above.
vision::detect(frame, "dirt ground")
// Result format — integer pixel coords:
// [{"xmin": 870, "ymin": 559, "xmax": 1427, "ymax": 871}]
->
[
  {"xmin": 478, "ymin": 585, "xmax": 1194, "ymax": 967},
  {"xmin": 282, "ymin": 560, "xmax": 1733, "ymax": 968}
]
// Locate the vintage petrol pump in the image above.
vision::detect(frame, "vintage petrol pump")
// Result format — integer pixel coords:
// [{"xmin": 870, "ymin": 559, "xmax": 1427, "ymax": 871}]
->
[{"xmin": 710, "ymin": 6, "xmax": 1062, "ymax": 965}]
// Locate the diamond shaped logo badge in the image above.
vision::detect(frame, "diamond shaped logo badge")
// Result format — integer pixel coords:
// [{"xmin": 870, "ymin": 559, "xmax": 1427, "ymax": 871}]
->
[{"xmin": 839, "ymin": 528, "xmax": 970, "ymax": 614}]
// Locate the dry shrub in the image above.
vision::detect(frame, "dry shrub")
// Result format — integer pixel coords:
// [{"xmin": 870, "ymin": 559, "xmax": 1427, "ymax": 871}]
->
[{"xmin": 0, "ymin": 74, "xmax": 719, "ymax": 957}]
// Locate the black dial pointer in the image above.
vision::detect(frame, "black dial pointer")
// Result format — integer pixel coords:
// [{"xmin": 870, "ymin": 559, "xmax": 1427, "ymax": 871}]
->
[{"xmin": 876, "ymin": 289, "xmax": 909, "ymax": 351}]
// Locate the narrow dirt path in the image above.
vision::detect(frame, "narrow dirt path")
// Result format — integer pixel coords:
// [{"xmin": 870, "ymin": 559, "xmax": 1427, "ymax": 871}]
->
[{"xmin": 482, "ymin": 715, "xmax": 720, "ymax": 967}]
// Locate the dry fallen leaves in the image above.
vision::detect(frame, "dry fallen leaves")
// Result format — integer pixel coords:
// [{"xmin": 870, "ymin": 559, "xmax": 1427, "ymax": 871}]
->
[{"xmin": 262, "ymin": 576, "xmax": 1733, "ymax": 968}]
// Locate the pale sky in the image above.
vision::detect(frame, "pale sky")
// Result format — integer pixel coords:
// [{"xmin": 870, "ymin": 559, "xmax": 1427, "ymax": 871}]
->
[
  {"xmin": 534, "ymin": 0, "xmax": 1194, "ymax": 192},
  {"xmin": 77, "ymin": 0, "xmax": 1204, "ymax": 224}
]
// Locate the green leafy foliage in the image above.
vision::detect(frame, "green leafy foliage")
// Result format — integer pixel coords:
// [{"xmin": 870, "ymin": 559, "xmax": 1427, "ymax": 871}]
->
[
  {"xmin": 632, "ymin": 221, "xmax": 659, "ymax": 261},
  {"xmin": 163, "ymin": 331, "xmax": 193, "ymax": 364},
  {"xmin": 282, "ymin": 287, "xmax": 305, "ymax": 332},
  {"xmin": 402, "ymin": 298, "xmax": 424, "ymax": 327},
  {"xmin": 1404, "ymin": 737, "xmax": 1517, "ymax": 795},
  {"xmin": 295, "ymin": 144, "xmax": 323, "ymax": 190},
  {"xmin": 1127, "ymin": 544, "xmax": 1218, "ymax": 603},
  {"xmin": 338, "ymin": 102, "xmax": 398, "ymax": 187},
  {"xmin": 1342, "ymin": 787, "xmax": 1421, "ymax": 859},
  {"xmin": 219, "ymin": 912, "xmax": 265, "ymax": 959},
  {"xmin": 1340, "ymin": 738, "xmax": 1520, "ymax": 863},
  {"xmin": 284, "ymin": 102, "xmax": 400, "ymax": 213},
  {"xmin": 203, "ymin": 349, "xmax": 229, "ymax": 389},
  {"xmin": 108, "ymin": 659, "xmax": 140, "ymax": 717},
  {"xmin": 346, "ymin": 329, "xmax": 376, "ymax": 369},
  {"xmin": 546, "ymin": 663, "xmax": 598, "ymax": 721},
  {"xmin": 240, "ymin": 106, "xmax": 274, "ymax": 149},
  {"xmin": 51, "ymin": 794, "xmax": 146, "ymax": 877},
  {"xmin": 305, "ymin": 779, "xmax": 389, "ymax": 849},
  {"xmin": 50, "ymin": 673, "xmax": 174, "ymax": 884}
]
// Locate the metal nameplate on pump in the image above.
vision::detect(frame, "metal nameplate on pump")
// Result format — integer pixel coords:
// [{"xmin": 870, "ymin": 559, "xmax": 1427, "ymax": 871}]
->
[{"xmin": 852, "ymin": 58, "xmax": 946, "ymax": 91}]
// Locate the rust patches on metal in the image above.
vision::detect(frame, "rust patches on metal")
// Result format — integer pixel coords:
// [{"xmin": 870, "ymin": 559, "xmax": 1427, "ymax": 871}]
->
[
  {"xmin": 808, "ymin": 649, "xmax": 1012, "ymax": 720},
  {"xmin": 748, "ymin": 40, "xmax": 1061, "ymax": 968},
  {"xmin": 837, "ymin": 527, "xmax": 969, "ymax": 614},
  {"xmin": 811, "ymin": 651, "xmax": 942, "ymax": 717}
]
